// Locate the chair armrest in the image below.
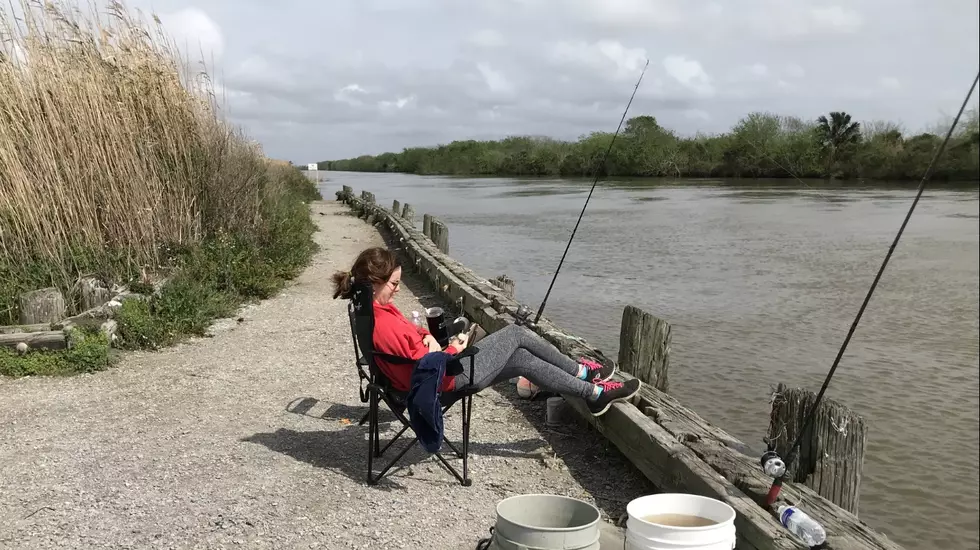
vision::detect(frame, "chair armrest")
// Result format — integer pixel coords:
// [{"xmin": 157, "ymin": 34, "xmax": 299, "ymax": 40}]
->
[
  {"xmin": 455, "ymin": 345, "xmax": 479, "ymax": 361},
  {"xmin": 454, "ymin": 345, "xmax": 479, "ymax": 390}
]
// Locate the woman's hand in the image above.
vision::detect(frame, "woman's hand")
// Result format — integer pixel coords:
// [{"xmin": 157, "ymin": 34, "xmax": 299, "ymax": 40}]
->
[
  {"xmin": 423, "ymin": 334, "xmax": 441, "ymax": 353},
  {"xmin": 448, "ymin": 332, "xmax": 469, "ymax": 351}
]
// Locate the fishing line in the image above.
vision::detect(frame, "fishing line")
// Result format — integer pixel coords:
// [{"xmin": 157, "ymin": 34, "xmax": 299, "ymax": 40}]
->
[
  {"xmin": 739, "ymin": 138, "xmax": 840, "ymax": 204},
  {"xmin": 764, "ymin": 70, "xmax": 980, "ymax": 507},
  {"xmin": 532, "ymin": 59, "xmax": 650, "ymax": 325}
]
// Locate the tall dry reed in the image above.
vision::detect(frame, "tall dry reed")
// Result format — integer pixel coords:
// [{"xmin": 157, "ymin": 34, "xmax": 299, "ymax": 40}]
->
[{"xmin": 1, "ymin": 0, "xmax": 278, "ymax": 318}]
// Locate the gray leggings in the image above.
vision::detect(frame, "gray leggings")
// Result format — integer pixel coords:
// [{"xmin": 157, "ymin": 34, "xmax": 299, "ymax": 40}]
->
[{"xmin": 452, "ymin": 324, "xmax": 594, "ymax": 400}]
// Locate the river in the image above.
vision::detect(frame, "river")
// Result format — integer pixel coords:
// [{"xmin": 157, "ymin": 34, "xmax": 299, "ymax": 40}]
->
[{"xmin": 315, "ymin": 171, "xmax": 979, "ymax": 550}]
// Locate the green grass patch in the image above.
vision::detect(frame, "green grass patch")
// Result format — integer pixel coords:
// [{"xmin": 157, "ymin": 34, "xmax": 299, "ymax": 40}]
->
[
  {"xmin": 0, "ymin": 328, "xmax": 112, "ymax": 377},
  {"xmin": 115, "ymin": 179, "xmax": 320, "ymax": 350},
  {"xmin": 1, "ymin": 168, "xmax": 320, "ymax": 376}
]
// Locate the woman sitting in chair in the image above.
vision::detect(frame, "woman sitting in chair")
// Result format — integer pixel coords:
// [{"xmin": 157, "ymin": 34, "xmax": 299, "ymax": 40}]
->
[{"xmin": 332, "ymin": 247, "xmax": 641, "ymax": 417}]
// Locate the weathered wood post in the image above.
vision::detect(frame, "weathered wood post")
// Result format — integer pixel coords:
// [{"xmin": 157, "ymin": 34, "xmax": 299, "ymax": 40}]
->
[
  {"xmin": 490, "ymin": 275, "xmax": 515, "ymax": 299},
  {"xmin": 423, "ymin": 213, "xmax": 433, "ymax": 239},
  {"xmin": 429, "ymin": 218, "xmax": 449, "ymax": 254},
  {"xmin": 18, "ymin": 287, "xmax": 66, "ymax": 325},
  {"xmin": 79, "ymin": 276, "xmax": 114, "ymax": 311},
  {"xmin": 401, "ymin": 203, "xmax": 415, "ymax": 225},
  {"xmin": 766, "ymin": 383, "xmax": 867, "ymax": 515},
  {"xmin": 362, "ymin": 191, "xmax": 376, "ymax": 223},
  {"xmin": 392, "ymin": 199, "xmax": 401, "ymax": 216},
  {"xmin": 618, "ymin": 305, "xmax": 671, "ymax": 393},
  {"xmin": 338, "ymin": 185, "xmax": 353, "ymax": 201}
]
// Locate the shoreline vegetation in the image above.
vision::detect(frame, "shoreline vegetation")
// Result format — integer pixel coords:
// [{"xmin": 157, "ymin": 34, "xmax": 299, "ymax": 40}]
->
[
  {"xmin": 1, "ymin": 1, "xmax": 319, "ymax": 376},
  {"xmin": 322, "ymin": 111, "xmax": 980, "ymax": 182}
]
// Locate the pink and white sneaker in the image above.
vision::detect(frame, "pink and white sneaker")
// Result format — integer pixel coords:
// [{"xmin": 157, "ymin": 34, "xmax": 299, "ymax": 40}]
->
[
  {"xmin": 588, "ymin": 378, "xmax": 642, "ymax": 417},
  {"xmin": 579, "ymin": 357, "xmax": 616, "ymax": 382}
]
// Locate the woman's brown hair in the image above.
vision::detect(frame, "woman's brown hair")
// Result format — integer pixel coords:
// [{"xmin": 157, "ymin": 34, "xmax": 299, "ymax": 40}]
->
[{"xmin": 331, "ymin": 246, "xmax": 400, "ymax": 299}]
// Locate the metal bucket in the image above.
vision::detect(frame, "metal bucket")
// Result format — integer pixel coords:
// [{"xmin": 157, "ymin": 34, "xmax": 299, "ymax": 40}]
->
[{"xmin": 491, "ymin": 494, "xmax": 601, "ymax": 550}]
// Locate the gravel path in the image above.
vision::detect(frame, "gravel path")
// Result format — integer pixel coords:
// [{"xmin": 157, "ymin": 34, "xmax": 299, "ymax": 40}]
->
[{"xmin": 0, "ymin": 201, "xmax": 649, "ymax": 549}]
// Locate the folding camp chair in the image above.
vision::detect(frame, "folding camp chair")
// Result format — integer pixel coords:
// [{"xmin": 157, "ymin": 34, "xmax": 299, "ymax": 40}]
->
[{"xmin": 346, "ymin": 281, "xmax": 480, "ymax": 486}]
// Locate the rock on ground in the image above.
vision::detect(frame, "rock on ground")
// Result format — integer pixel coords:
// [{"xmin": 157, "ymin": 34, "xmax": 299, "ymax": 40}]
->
[{"xmin": 0, "ymin": 200, "xmax": 650, "ymax": 550}]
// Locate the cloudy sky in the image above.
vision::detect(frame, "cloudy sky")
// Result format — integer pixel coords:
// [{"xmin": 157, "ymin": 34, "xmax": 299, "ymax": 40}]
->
[{"xmin": 126, "ymin": 0, "xmax": 977, "ymax": 164}]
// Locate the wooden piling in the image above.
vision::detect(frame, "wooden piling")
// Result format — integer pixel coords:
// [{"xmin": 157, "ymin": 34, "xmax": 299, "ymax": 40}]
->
[
  {"xmin": 401, "ymin": 203, "xmax": 415, "ymax": 225},
  {"xmin": 18, "ymin": 287, "xmax": 66, "ymax": 325},
  {"xmin": 361, "ymin": 191, "xmax": 376, "ymax": 223},
  {"xmin": 429, "ymin": 218, "xmax": 449, "ymax": 254},
  {"xmin": 423, "ymin": 213, "xmax": 433, "ymax": 238},
  {"xmin": 392, "ymin": 199, "xmax": 401, "ymax": 216},
  {"xmin": 490, "ymin": 275, "xmax": 515, "ymax": 299},
  {"xmin": 79, "ymin": 276, "xmax": 114, "ymax": 311},
  {"xmin": 339, "ymin": 185, "xmax": 353, "ymax": 201},
  {"xmin": 618, "ymin": 305, "xmax": 671, "ymax": 393},
  {"xmin": 766, "ymin": 383, "xmax": 867, "ymax": 515}
]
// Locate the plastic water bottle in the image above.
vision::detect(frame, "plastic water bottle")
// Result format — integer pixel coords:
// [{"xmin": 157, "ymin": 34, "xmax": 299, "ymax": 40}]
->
[
  {"xmin": 411, "ymin": 310, "xmax": 423, "ymax": 328},
  {"xmin": 777, "ymin": 505, "xmax": 826, "ymax": 546}
]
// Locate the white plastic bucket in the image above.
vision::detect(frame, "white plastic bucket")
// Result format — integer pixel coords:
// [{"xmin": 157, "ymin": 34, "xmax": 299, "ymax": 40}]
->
[
  {"xmin": 491, "ymin": 494, "xmax": 601, "ymax": 550},
  {"xmin": 625, "ymin": 494, "xmax": 736, "ymax": 550}
]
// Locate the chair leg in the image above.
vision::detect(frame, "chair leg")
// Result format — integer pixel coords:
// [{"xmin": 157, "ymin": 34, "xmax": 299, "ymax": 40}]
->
[
  {"xmin": 437, "ymin": 401, "xmax": 466, "ymax": 458},
  {"xmin": 365, "ymin": 391, "xmax": 475, "ymax": 487},
  {"xmin": 373, "ymin": 435, "xmax": 421, "ymax": 482},
  {"xmin": 378, "ymin": 424, "xmax": 411, "ymax": 456},
  {"xmin": 373, "ymin": 406, "xmax": 382, "ymax": 458},
  {"xmin": 442, "ymin": 437, "xmax": 463, "ymax": 458},
  {"xmin": 358, "ymin": 410, "xmax": 369, "ymax": 426},
  {"xmin": 367, "ymin": 391, "xmax": 378, "ymax": 485},
  {"xmin": 462, "ymin": 393, "xmax": 473, "ymax": 486}
]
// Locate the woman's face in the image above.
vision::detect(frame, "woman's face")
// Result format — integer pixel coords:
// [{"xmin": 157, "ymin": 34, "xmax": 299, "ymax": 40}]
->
[{"xmin": 373, "ymin": 266, "xmax": 402, "ymax": 305}]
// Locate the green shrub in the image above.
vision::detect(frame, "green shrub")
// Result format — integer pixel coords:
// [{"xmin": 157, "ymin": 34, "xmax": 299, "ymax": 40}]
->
[
  {"xmin": 1, "ymin": 1, "xmax": 321, "ymax": 377},
  {"xmin": 0, "ymin": 328, "xmax": 112, "ymax": 377}
]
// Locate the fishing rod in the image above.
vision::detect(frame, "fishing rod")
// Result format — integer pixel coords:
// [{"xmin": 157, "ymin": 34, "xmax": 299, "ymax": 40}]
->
[
  {"xmin": 762, "ymin": 70, "xmax": 980, "ymax": 508},
  {"xmin": 528, "ymin": 59, "xmax": 650, "ymax": 326}
]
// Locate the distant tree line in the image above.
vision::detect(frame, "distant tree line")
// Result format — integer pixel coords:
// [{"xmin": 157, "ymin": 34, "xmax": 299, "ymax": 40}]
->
[{"xmin": 320, "ymin": 110, "xmax": 980, "ymax": 182}]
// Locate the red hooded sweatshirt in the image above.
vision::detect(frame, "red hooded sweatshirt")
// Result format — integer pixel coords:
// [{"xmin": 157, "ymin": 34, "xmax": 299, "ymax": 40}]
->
[{"xmin": 372, "ymin": 301, "xmax": 459, "ymax": 392}]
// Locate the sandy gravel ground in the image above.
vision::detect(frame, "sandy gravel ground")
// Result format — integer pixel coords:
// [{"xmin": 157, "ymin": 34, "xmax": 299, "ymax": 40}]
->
[{"xmin": 0, "ymin": 201, "xmax": 651, "ymax": 550}]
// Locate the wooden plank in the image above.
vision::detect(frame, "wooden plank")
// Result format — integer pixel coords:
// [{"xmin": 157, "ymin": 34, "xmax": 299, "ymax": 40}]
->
[
  {"xmin": 563, "ymin": 396, "xmax": 805, "ymax": 550},
  {"xmin": 618, "ymin": 305, "xmax": 671, "ymax": 392},
  {"xmin": 636, "ymin": 386, "xmax": 903, "ymax": 550},
  {"xmin": 0, "ymin": 330, "xmax": 68, "ymax": 351},
  {"xmin": 767, "ymin": 384, "xmax": 867, "ymax": 515},
  {"xmin": 0, "ymin": 323, "xmax": 52, "ymax": 335}
]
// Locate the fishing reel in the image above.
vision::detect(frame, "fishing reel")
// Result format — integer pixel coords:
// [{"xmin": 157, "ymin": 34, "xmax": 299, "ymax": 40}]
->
[
  {"xmin": 760, "ymin": 449, "xmax": 787, "ymax": 506},
  {"xmin": 514, "ymin": 304, "xmax": 535, "ymax": 328},
  {"xmin": 761, "ymin": 450, "xmax": 787, "ymax": 478}
]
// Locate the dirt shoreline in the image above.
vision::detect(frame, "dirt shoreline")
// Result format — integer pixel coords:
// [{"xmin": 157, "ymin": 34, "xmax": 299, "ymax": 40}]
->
[{"xmin": 0, "ymin": 200, "xmax": 648, "ymax": 549}]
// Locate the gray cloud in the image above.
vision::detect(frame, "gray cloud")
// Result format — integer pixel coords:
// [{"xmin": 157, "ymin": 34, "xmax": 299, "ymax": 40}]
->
[{"xmin": 126, "ymin": 0, "xmax": 979, "ymax": 163}]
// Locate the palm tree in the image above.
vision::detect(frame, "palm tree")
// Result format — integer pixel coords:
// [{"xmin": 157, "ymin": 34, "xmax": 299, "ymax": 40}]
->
[
  {"xmin": 817, "ymin": 111, "xmax": 861, "ymax": 149},
  {"xmin": 816, "ymin": 111, "xmax": 862, "ymax": 175}
]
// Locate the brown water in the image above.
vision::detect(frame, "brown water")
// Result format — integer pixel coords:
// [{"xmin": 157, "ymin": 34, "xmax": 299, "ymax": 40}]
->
[
  {"xmin": 318, "ymin": 172, "xmax": 980, "ymax": 550},
  {"xmin": 642, "ymin": 513, "xmax": 717, "ymax": 527}
]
